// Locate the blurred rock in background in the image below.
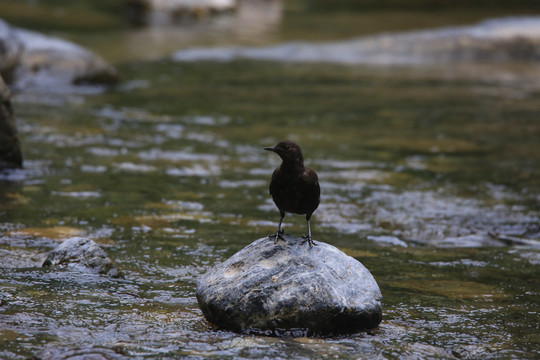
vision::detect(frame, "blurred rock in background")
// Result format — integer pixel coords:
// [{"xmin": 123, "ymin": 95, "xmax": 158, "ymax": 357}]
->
[
  {"xmin": 0, "ymin": 18, "xmax": 119, "ymax": 91},
  {"xmin": 127, "ymin": 0, "xmax": 237, "ymax": 26}
]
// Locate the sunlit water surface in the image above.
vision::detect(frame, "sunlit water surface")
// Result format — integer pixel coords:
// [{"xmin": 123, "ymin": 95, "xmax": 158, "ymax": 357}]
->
[{"xmin": 1, "ymin": 5, "xmax": 540, "ymax": 359}]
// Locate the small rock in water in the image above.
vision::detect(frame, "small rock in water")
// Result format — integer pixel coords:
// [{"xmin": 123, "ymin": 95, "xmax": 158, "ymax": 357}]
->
[
  {"xmin": 196, "ymin": 234, "xmax": 382, "ymax": 336},
  {"xmin": 42, "ymin": 237, "xmax": 122, "ymax": 278}
]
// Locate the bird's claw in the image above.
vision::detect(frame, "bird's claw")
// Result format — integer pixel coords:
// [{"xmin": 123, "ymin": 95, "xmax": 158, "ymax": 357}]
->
[
  {"xmin": 270, "ymin": 228, "xmax": 285, "ymax": 243},
  {"xmin": 301, "ymin": 235, "xmax": 317, "ymax": 248}
]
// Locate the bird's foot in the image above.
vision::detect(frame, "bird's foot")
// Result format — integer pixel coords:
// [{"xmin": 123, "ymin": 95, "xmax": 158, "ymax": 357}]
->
[
  {"xmin": 270, "ymin": 229, "xmax": 285, "ymax": 243},
  {"xmin": 301, "ymin": 235, "xmax": 317, "ymax": 248}
]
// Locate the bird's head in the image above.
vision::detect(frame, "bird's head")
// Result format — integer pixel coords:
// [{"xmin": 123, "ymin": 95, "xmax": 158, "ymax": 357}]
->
[{"xmin": 264, "ymin": 140, "xmax": 304, "ymax": 165}]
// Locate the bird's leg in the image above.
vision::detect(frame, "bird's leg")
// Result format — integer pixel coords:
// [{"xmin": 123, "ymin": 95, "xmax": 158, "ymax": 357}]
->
[
  {"xmin": 301, "ymin": 215, "xmax": 317, "ymax": 248},
  {"xmin": 271, "ymin": 211, "xmax": 286, "ymax": 243}
]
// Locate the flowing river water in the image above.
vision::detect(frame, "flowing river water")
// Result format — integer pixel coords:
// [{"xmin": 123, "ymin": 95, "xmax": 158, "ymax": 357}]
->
[{"xmin": 1, "ymin": 2, "xmax": 539, "ymax": 359}]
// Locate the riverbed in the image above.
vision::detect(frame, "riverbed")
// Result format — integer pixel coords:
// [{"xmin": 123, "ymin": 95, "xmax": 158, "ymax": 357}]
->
[{"xmin": 1, "ymin": 2, "xmax": 539, "ymax": 359}]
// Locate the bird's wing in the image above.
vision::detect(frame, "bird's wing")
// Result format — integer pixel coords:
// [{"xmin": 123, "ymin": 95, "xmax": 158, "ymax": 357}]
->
[
  {"xmin": 269, "ymin": 167, "xmax": 280, "ymax": 195},
  {"xmin": 303, "ymin": 168, "xmax": 320, "ymax": 198}
]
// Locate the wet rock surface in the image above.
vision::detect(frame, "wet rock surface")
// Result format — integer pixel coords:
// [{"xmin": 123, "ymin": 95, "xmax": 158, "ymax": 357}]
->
[
  {"xmin": 0, "ymin": 74, "xmax": 22, "ymax": 169},
  {"xmin": 42, "ymin": 237, "xmax": 122, "ymax": 278},
  {"xmin": 0, "ymin": 19, "xmax": 118, "ymax": 89},
  {"xmin": 197, "ymin": 235, "xmax": 383, "ymax": 336}
]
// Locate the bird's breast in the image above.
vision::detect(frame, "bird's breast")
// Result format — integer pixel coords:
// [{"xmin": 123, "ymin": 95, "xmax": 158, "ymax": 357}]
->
[{"xmin": 269, "ymin": 168, "xmax": 320, "ymax": 215}]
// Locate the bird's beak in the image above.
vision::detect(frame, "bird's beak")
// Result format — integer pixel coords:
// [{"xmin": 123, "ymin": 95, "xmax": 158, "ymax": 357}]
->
[{"xmin": 264, "ymin": 146, "xmax": 275, "ymax": 152}]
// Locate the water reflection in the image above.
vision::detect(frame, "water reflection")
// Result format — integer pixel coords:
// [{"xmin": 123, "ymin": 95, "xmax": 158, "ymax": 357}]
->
[{"xmin": 6, "ymin": 95, "xmax": 540, "ymax": 250}]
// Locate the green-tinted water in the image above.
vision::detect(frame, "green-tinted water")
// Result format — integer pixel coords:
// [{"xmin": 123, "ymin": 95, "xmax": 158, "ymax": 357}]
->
[{"xmin": 1, "ymin": 2, "xmax": 540, "ymax": 359}]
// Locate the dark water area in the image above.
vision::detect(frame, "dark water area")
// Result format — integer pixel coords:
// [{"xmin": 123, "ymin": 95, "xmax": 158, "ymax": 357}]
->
[{"xmin": 1, "ymin": 1, "xmax": 540, "ymax": 359}]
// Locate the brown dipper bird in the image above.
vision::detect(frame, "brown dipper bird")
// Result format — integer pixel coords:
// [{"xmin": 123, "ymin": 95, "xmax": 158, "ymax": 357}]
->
[{"xmin": 264, "ymin": 140, "xmax": 320, "ymax": 247}]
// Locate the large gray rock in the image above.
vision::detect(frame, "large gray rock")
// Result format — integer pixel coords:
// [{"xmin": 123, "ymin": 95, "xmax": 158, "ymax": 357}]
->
[
  {"xmin": 197, "ymin": 235, "xmax": 383, "ymax": 336},
  {"xmin": 14, "ymin": 26, "xmax": 119, "ymax": 87},
  {"xmin": 0, "ymin": 74, "xmax": 22, "ymax": 169},
  {"xmin": 42, "ymin": 237, "xmax": 122, "ymax": 278},
  {"xmin": 0, "ymin": 19, "xmax": 118, "ymax": 89}
]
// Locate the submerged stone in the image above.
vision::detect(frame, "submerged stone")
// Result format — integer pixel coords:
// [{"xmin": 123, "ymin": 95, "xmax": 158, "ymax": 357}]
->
[
  {"xmin": 42, "ymin": 237, "xmax": 122, "ymax": 278},
  {"xmin": 196, "ymin": 235, "xmax": 382, "ymax": 336}
]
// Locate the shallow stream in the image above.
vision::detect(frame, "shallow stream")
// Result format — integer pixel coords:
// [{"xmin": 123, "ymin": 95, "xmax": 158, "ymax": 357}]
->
[{"xmin": 1, "ymin": 2, "xmax": 539, "ymax": 359}]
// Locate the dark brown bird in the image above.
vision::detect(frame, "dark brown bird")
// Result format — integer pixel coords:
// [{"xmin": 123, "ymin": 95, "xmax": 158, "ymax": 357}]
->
[{"xmin": 264, "ymin": 140, "xmax": 320, "ymax": 247}]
